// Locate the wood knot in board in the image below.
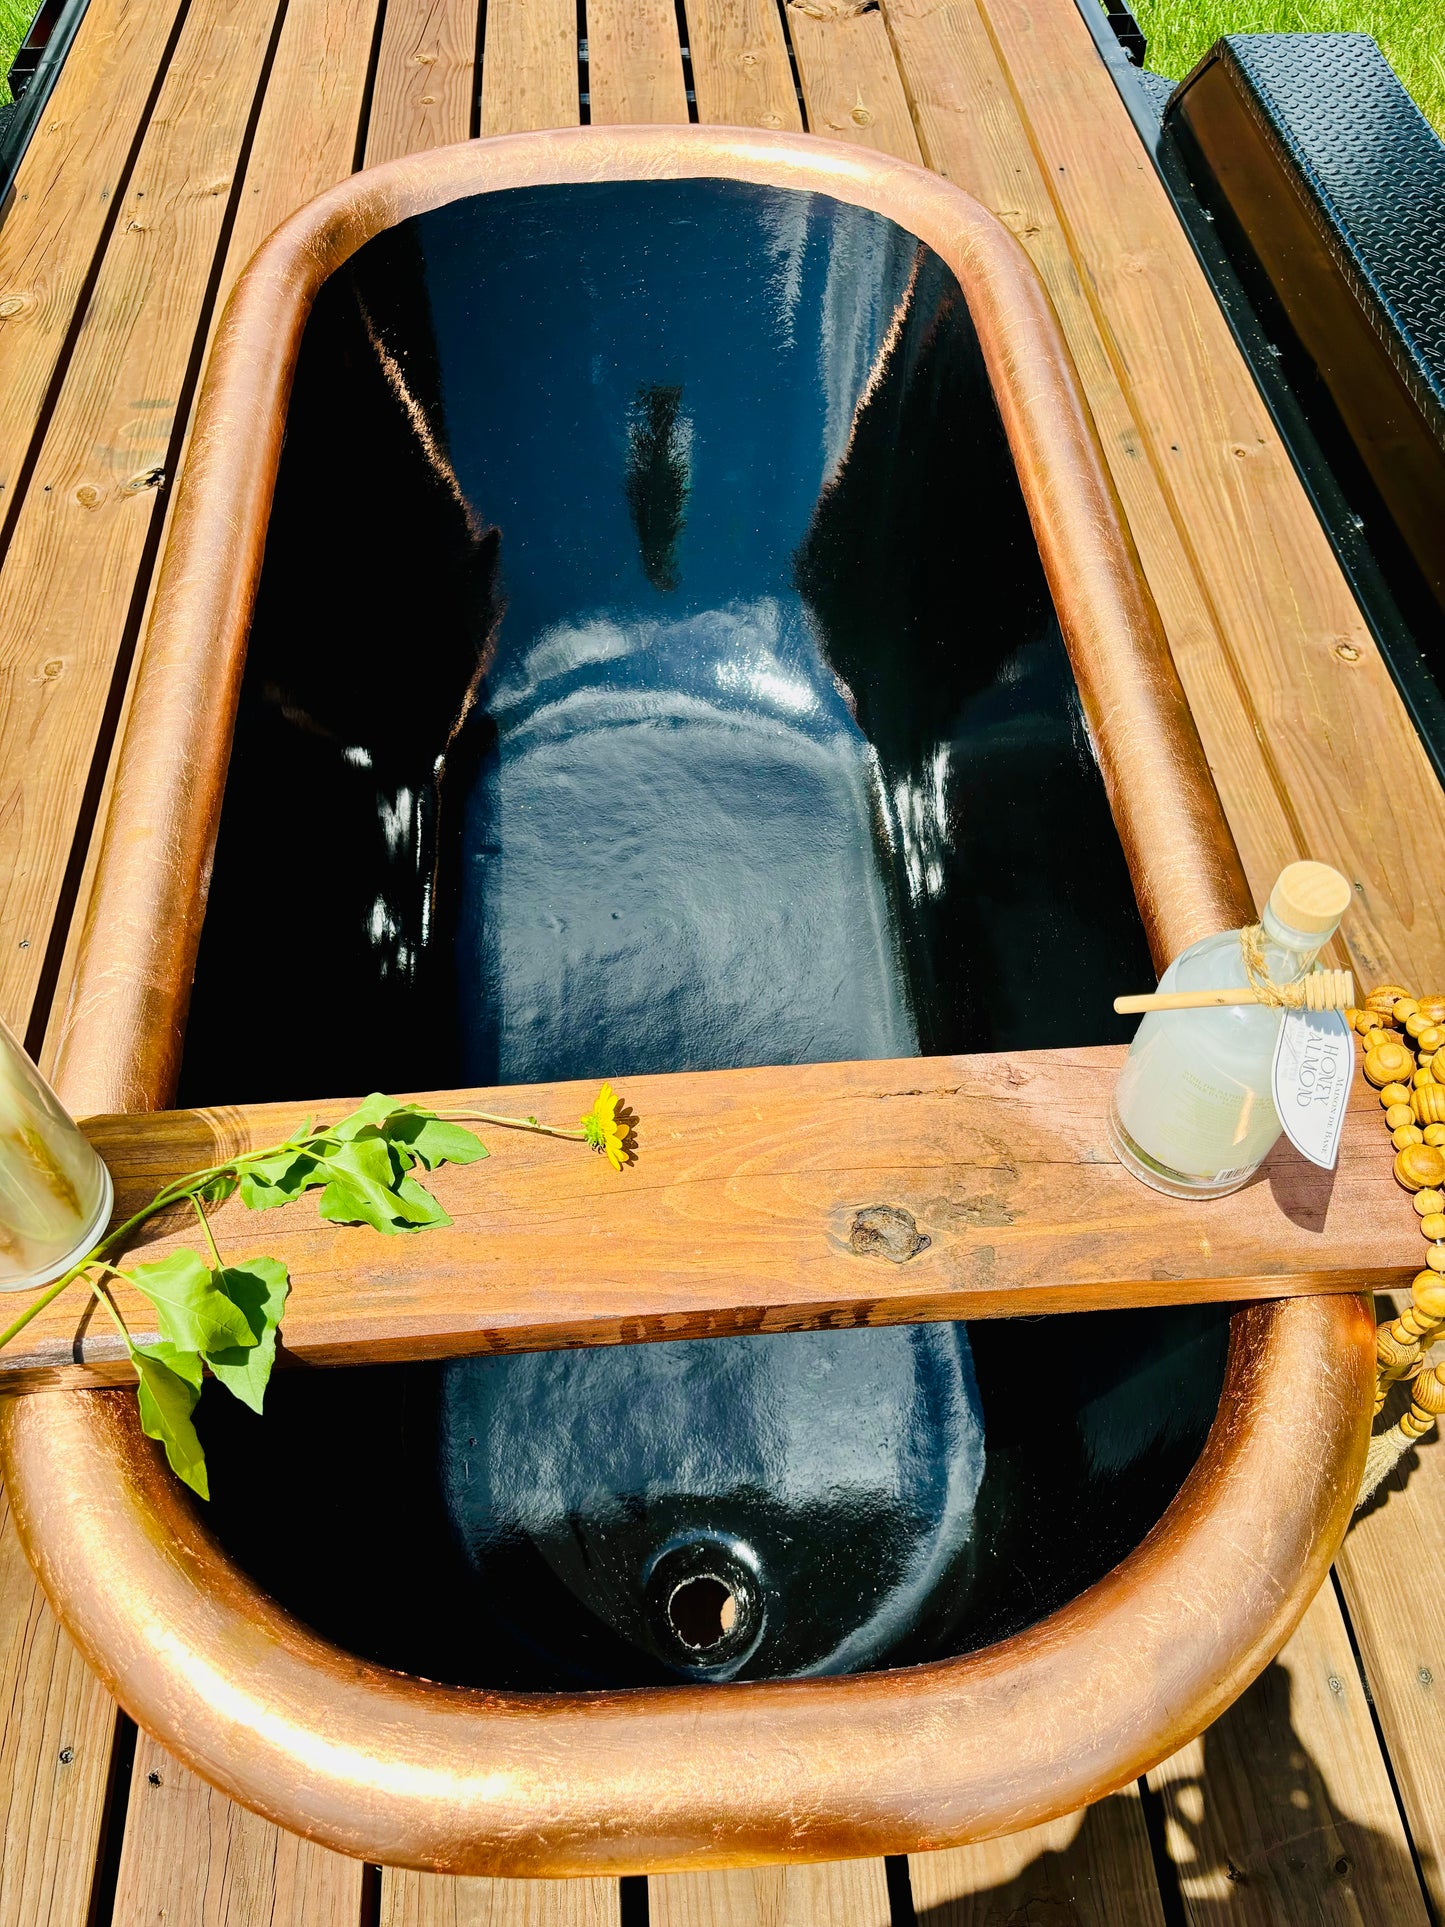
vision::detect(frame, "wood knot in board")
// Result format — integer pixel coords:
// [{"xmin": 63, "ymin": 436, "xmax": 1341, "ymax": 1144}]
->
[{"xmin": 848, "ymin": 1205, "xmax": 930, "ymax": 1263}]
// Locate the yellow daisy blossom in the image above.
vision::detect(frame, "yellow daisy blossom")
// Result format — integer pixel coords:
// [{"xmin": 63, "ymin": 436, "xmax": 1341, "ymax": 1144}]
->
[{"xmin": 580, "ymin": 1083, "xmax": 628, "ymax": 1171}]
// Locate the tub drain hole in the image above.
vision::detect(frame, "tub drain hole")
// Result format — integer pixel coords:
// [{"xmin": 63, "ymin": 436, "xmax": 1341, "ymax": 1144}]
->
[{"xmin": 667, "ymin": 1574, "xmax": 737, "ymax": 1650}]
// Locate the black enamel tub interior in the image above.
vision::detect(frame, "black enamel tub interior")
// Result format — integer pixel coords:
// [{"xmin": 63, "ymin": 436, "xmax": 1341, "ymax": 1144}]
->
[{"xmin": 179, "ymin": 177, "xmax": 1230, "ymax": 1690}]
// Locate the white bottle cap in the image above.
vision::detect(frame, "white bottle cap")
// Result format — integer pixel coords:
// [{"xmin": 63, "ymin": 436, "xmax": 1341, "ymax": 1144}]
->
[{"xmin": 1267, "ymin": 860, "xmax": 1352, "ymax": 935}]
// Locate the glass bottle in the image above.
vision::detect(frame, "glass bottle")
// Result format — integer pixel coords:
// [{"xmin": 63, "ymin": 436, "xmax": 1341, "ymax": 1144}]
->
[
  {"xmin": 0, "ymin": 1018, "xmax": 113, "ymax": 1290},
  {"xmin": 1108, "ymin": 861, "xmax": 1353, "ymax": 1198}
]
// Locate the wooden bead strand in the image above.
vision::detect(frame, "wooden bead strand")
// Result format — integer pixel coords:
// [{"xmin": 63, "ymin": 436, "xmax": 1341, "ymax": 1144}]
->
[{"xmin": 1358, "ymin": 984, "xmax": 1445, "ymax": 1502}]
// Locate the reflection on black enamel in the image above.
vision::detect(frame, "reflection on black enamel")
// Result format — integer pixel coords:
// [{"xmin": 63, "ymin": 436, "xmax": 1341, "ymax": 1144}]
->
[{"xmin": 183, "ymin": 180, "xmax": 1224, "ymax": 1690}]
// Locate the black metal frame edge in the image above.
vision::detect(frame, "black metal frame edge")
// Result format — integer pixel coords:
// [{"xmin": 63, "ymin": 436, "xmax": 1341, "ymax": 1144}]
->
[{"xmin": 0, "ymin": 0, "xmax": 94, "ymax": 219}]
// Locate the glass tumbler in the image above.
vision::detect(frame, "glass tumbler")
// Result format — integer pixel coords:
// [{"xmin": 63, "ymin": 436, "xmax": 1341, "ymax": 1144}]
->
[{"xmin": 0, "ymin": 1019, "xmax": 113, "ymax": 1291}]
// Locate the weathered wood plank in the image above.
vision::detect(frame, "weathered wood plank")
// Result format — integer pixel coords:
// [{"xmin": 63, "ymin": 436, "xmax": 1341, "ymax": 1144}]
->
[
  {"xmin": 683, "ymin": 0, "xmax": 800, "ymax": 130},
  {"xmin": 0, "ymin": 1048, "xmax": 1409, "ymax": 1394},
  {"xmin": 948, "ymin": 0, "xmax": 1445, "ymax": 995},
  {"xmin": 478, "ymin": 0, "xmax": 578, "ymax": 134},
  {"xmin": 0, "ymin": 0, "xmax": 188, "ymax": 509},
  {"xmin": 907, "ymin": 1789, "xmax": 1167, "ymax": 1925},
  {"xmin": 0, "ymin": 0, "xmax": 285, "ymax": 1041},
  {"xmin": 649, "ymin": 1859, "xmax": 890, "ymax": 1927},
  {"xmin": 1334, "ymin": 1321, "xmax": 1445, "ymax": 1918},
  {"xmin": 0, "ymin": 1485, "xmax": 117, "ymax": 1927},
  {"xmin": 381, "ymin": 1870, "xmax": 622, "ymax": 1924},
  {"xmin": 784, "ymin": 0, "xmax": 920, "ymax": 157},
  {"xmin": 364, "ymin": 0, "xmax": 477, "ymax": 165},
  {"xmin": 112, "ymin": 1733, "xmax": 365, "ymax": 1926},
  {"xmin": 586, "ymin": 0, "xmax": 689, "ymax": 126},
  {"xmin": 1148, "ymin": 1581, "xmax": 1430, "ymax": 1921}
]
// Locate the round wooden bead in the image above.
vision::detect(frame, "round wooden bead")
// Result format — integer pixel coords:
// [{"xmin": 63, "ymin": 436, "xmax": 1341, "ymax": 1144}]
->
[
  {"xmin": 1365, "ymin": 1040, "xmax": 1415, "ymax": 1086},
  {"xmin": 1421, "ymin": 1026, "xmax": 1445, "ymax": 1053},
  {"xmin": 1381, "ymin": 1082, "xmax": 1413, "ymax": 1108},
  {"xmin": 1396, "ymin": 998, "xmax": 1422, "ymax": 1025},
  {"xmin": 1414, "ymin": 1273, "xmax": 1445, "ymax": 1317},
  {"xmin": 1414, "ymin": 1189, "xmax": 1445, "ymax": 1216},
  {"xmin": 1397, "ymin": 1144, "xmax": 1445, "ymax": 1191},
  {"xmin": 1395, "ymin": 1125, "xmax": 1426, "ymax": 1149},
  {"xmin": 1414, "ymin": 1085, "xmax": 1445, "ymax": 1126},
  {"xmin": 1411, "ymin": 1367, "xmax": 1445, "ymax": 1418},
  {"xmin": 1418, "ymin": 996, "xmax": 1445, "ymax": 1025},
  {"xmin": 1386, "ymin": 1103, "xmax": 1415, "ymax": 1129},
  {"xmin": 1421, "ymin": 1213, "xmax": 1445, "ymax": 1239},
  {"xmin": 1363, "ymin": 1028, "xmax": 1391, "ymax": 1055},
  {"xmin": 1367, "ymin": 983, "xmax": 1412, "ymax": 1013},
  {"xmin": 1426, "ymin": 1125, "xmax": 1445, "ymax": 1147},
  {"xmin": 1429, "ymin": 1245, "xmax": 1445, "ymax": 1273},
  {"xmin": 1415, "ymin": 1066, "xmax": 1438, "ymax": 1089},
  {"xmin": 1346, "ymin": 1008, "xmax": 1367, "ymax": 1032}
]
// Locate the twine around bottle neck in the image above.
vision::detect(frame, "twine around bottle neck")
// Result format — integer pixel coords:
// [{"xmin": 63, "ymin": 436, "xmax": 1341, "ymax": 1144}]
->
[{"xmin": 1240, "ymin": 923, "xmax": 1296, "ymax": 1008}]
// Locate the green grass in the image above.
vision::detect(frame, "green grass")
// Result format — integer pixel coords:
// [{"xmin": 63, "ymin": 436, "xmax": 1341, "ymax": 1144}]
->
[
  {"xmin": 1, "ymin": 0, "xmax": 37, "ymax": 106},
  {"xmin": 1131, "ymin": 0, "xmax": 1445, "ymax": 134}
]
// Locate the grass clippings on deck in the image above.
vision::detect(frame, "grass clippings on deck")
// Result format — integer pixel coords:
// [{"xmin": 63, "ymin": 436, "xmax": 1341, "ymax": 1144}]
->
[{"xmin": 1132, "ymin": 0, "xmax": 1445, "ymax": 133}]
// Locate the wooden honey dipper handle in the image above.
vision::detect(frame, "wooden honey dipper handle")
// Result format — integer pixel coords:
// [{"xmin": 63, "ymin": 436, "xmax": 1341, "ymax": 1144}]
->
[{"xmin": 1114, "ymin": 968, "xmax": 1355, "ymax": 1016}]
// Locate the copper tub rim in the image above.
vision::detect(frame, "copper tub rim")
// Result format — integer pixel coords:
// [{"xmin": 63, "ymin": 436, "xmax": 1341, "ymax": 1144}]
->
[{"xmin": 5, "ymin": 124, "xmax": 1374, "ymax": 1875}]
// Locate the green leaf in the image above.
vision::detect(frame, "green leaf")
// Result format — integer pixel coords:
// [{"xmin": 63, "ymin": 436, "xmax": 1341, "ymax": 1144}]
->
[
  {"xmin": 237, "ymin": 1151, "xmax": 321, "ymax": 1210},
  {"xmin": 330, "ymin": 1093, "xmax": 410, "ymax": 1141},
  {"xmin": 205, "ymin": 1256, "xmax": 290, "ymax": 1415},
  {"xmin": 194, "ymin": 1172, "xmax": 239, "ymax": 1209},
  {"xmin": 132, "ymin": 1342, "xmax": 208, "ymax": 1499},
  {"xmin": 390, "ymin": 1170, "xmax": 452, "ymax": 1228},
  {"xmin": 317, "ymin": 1135, "xmax": 406, "ymax": 1224},
  {"xmin": 385, "ymin": 1113, "xmax": 487, "ymax": 1171},
  {"xmin": 128, "ymin": 1248, "xmax": 256, "ymax": 1355}
]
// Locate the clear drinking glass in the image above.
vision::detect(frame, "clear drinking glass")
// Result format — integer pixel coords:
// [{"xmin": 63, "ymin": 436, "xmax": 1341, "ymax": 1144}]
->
[{"xmin": 0, "ymin": 1019, "xmax": 113, "ymax": 1291}]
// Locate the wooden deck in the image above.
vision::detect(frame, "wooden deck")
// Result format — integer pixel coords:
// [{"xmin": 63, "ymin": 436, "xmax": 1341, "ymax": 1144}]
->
[{"xmin": 0, "ymin": 0, "xmax": 1443, "ymax": 1919}]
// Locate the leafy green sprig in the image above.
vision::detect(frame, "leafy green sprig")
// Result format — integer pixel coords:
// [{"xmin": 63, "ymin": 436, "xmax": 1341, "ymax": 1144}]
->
[
  {"xmin": 0, "ymin": 1085, "xmax": 633, "ymax": 1496},
  {"xmin": 0, "ymin": 1094, "xmax": 496, "ymax": 1497},
  {"xmin": 0, "ymin": 1088, "xmax": 639, "ymax": 1500}
]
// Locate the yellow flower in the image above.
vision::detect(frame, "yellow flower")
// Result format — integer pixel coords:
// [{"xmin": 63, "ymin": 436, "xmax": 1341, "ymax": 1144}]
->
[{"xmin": 580, "ymin": 1083, "xmax": 629, "ymax": 1171}]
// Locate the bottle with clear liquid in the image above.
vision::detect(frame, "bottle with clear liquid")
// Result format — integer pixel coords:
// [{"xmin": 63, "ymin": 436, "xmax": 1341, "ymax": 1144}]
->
[
  {"xmin": 0, "ymin": 1018, "xmax": 112, "ymax": 1290},
  {"xmin": 1108, "ymin": 861, "xmax": 1353, "ymax": 1198}
]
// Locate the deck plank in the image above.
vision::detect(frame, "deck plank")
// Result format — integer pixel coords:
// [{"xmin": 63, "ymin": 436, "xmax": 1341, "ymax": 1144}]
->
[
  {"xmin": 0, "ymin": 0, "xmax": 188, "ymax": 510},
  {"xmin": 586, "ymin": 0, "xmax": 690, "ymax": 126},
  {"xmin": 0, "ymin": 1487, "xmax": 116, "ymax": 1927},
  {"xmin": 381, "ymin": 1871, "xmax": 622, "ymax": 1923},
  {"xmin": 1148, "ymin": 1581, "xmax": 1430, "ymax": 1921},
  {"xmin": 1334, "ymin": 1332, "xmax": 1445, "ymax": 1917},
  {"xmin": 784, "ymin": 1, "xmax": 919, "ymax": 156},
  {"xmin": 907, "ymin": 1789, "xmax": 1167, "ymax": 1924},
  {"xmin": 111, "ymin": 1733, "xmax": 366, "ymax": 1925},
  {"xmin": 650, "ymin": 1859, "xmax": 891, "ymax": 1926},
  {"xmin": 71, "ymin": 0, "xmax": 395, "ymax": 1913},
  {"xmin": 0, "ymin": 0, "xmax": 286, "ymax": 1042},
  {"xmin": 39, "ymin": 0, "xmax": 388, "ymax": 1080},
  {"xmin": 364, "ymin": 0, "xmax": 478, "ymax": 164},
  {"xmin": 478, "ymin": 0, "xmax": 578, "ymax": 135},
  {"xmin": 683, "ymin": 0, "xmax": 800, "ymax": 130},
  {"xmin": 944, "ymin": 0, "xmax": 1445, "ymax": 993}
]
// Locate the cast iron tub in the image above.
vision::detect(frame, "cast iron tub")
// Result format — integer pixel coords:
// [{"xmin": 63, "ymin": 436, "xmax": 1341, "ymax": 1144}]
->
[{"xmin": 2, "ymin": 128, "xmax": 1371, "ymax": 1874}]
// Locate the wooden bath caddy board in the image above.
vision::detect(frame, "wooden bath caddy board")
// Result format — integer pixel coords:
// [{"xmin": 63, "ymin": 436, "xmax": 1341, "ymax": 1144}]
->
[{"xmin": 0, "ymin": 1044, "xmax": 1409, "ymax": 1394}]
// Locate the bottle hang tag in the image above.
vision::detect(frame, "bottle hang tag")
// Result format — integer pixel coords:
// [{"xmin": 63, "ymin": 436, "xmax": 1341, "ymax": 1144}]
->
[{"xmin": 1272, "ymin": 1006, "xmax": 1354, "ymax": 1170}]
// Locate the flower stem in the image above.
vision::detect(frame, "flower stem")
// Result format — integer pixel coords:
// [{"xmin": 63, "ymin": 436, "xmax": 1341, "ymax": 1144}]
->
[{"xmin": 442, "ymin": 1110, "xmax": 587, "ymax": 1141}]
